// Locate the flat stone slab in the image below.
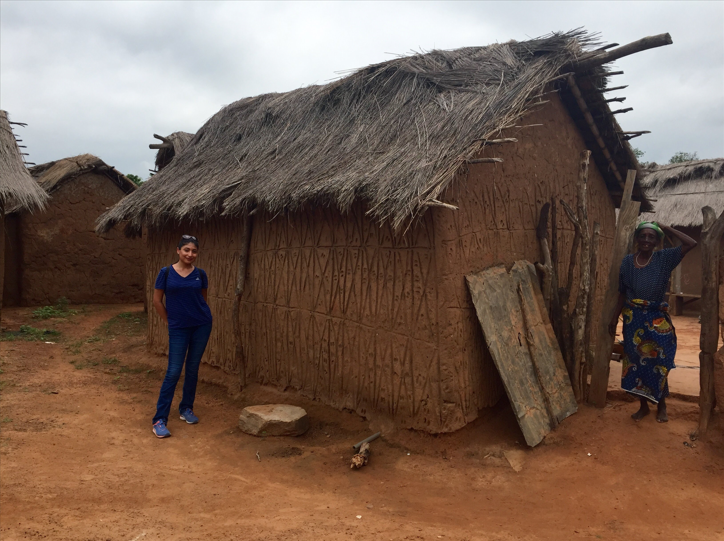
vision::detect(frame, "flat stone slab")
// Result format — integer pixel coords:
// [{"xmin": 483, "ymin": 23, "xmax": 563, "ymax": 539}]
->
[{"xmin": 238, "ymin": 404, "xmax": 309, "ymax": 437}]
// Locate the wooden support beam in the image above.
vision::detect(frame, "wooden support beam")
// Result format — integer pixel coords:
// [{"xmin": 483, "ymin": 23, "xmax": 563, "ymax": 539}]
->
[
  {"xmin": 605, "ymin": 97, "xmax": 626, "ymax": 104},
  {"xmin": 574, "ymin": 33, "xmax": 673, "ymax": 71},
  {"xmin": 481, "ymin": 138, "xmax": 518, "ymax": 145},
  {"xmin": 610, "ymin": 107, "xmax": 633, "ymax": 115},
  {"xmin": 149, "ymin": 143, "xmax": 173, "ymax": 150},
  {"xmin": 696, "ymin": 206, "xmax": 724, "ymax": 437},
  {"xmin": 566, "ymin": 75, "xmax": 625, "ymax": 189},
  {"xmin": 606, "ymin": 71, "xmax": 624, "ymax": 76},
  {"xmin": 233, "ymin": 211, "xmax": 255, "ymax": 389},
  {"xmin": 536, "ymin": 202, "xmax": 553, "ymax": 311},
  {"xmin": 588, "ymin": 170, "xmax": 641, "ymax": 407},
  {"xmin": 571, "ymin": 150, "xmax": 592, "ymax": 401},
  {"xmin": 153, "ymin": 133, "xmax": 171, "ymax": 143},
  {"xmin": 585, "ymin": 222, "xmax": 602, "ymax": 381},
  {"xmin": 601, "ymin": 85, "xmax": 628, "ymax": 93}
]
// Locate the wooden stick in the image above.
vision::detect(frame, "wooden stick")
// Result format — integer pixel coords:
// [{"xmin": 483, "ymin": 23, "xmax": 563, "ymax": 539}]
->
[
  {"xmin": 696, "ymin": 206, "xmax": 724, "ymax": 437},
  {"xmin": 571, "ymin": 151, "xmax": 592, "ymax": 401},
  {"xmin": 574, "ymin": 34, "xmax": 673, "ymax": 71},
  {"xmin": 610, "ymin": 107, "xmax": 633, "ymax": 115},
  {"xmin": 536, "ymin": 202, "xmax": 553, "ymax": 311},
  {"xmin": 481, "ymin": 138, "xmax": 518, "ymax": 144},
  {"xmin": 153, "ymin": 133, "xmax": 171, "ymax": 143},
  {"xmin": 467, "ymin": 158, "xmax": 503, "ymax": 164},
  {"xmin": 233, "ymin": 211, "xmax": 255, "ymax": 389},
  {"xmin": 425, "ymin": 199, "xmax": 459, "ymax": 211},
  {"xmin": 149, "ymin": 143, "xmax": 173, "ymax": 150},
  {"xmin": 584, "ymin": 222, "xmax": 601, "ymax": 381},
  {"xmin": 588, "ymin": 170, "xmax": 640, "ymax": 407},
  {"xmin": 559, "ymin": 199, "xmax": 581, "ymax": 383},
  {"xmin": 550, "ymin": 198, "xmax": 561, "ymax": 339},
  {"xmin": 605, "ymin": 97, "xmax": 627, "ymax": 104},
  {"xmin": 566, "ymin": 75, "xmax": 625, "ymax": 190},
  {"xmin": 601, "ymin": 85, "xmax": 629, "ymax": 93},
  {"xmin": 606, "ymin": 71, "xmax": 624, "ymax": 76}
]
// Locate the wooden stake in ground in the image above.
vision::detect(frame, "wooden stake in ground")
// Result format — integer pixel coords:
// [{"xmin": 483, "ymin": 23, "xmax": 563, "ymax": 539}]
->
[
  {"xmin": 696, "ymin": 206, "xmax": 724, "ymax": 437},
  {"xmin": 588, "ymin": 170, "xmax": 641, "ymax": 408},
  {"xmin": 570, "ymin": 150, "xmax": 592, "ymax": 401}
]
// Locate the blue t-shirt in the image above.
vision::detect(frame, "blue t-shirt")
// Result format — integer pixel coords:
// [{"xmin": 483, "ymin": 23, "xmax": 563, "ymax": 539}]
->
[
  {"xmin": 618, "ymin": 246, "xmax": 683, "ymax": 304},
  {"xmin": 154, "ymin": 266, "xmax": 213, "ymax": 329}
]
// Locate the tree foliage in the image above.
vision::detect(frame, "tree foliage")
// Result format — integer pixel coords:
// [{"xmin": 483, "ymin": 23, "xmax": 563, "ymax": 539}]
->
[
  {"xmin": 126, "ymin": 174, "xmax": 143, "ymax": 186},
  {"xmin": 668, "ymin": 151, "xmax": 698, "ymax": 164}
]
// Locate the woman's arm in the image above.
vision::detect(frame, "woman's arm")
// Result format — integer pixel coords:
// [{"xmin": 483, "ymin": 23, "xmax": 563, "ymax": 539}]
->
[
  {"xmin": 608, "ymin": 293, "xmax": 626, "ymax": 336},
  {"xmin": 201, "ymin": 289, "xmax": 208, "ymax": 303},
  {"xmin": 153, "ymin": 289, "xmax": 168, "ymax": 324},
  {"xmin": 660, "ymin": 224, "xmax": 697, "ymax": 256}
]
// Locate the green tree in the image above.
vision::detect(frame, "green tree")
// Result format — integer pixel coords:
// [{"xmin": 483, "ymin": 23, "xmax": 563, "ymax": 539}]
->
[
  {"xmin": 668, "ymin": 151, "xmax": 698, "ymax": 164},
  {"xmin": 127, "ymin": 174, "xmax": 143, "ymax": 186},
  {"xmin": 632, "ymin": 148, "xmax": 645, "ymax": 159}
]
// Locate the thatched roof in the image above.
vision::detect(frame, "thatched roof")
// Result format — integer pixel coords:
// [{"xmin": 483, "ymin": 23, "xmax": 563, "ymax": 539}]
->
[
  {"xmin": 640, "ymin": 159, "xmax": 724, "ymax": 228},
  {"xmin": 154, "ymin": 132, "xmax": 194, "ymax": 172},
  {"xmin": 0, "ymin": 110, "xmax": 48, "ymax": 213},
  {"xmin": 29, "ymin": 154, "xmax": 137, "ymax": 197},
  {"xmin": 98, "ymin": 30, "xmax": 648, "ymax": 235}
]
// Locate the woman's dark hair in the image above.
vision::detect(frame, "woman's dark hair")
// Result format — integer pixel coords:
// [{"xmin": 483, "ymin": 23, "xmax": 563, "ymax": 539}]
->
[{"xmin": 177, "ymin": 234, "xmax": 199, "ymax": 249}]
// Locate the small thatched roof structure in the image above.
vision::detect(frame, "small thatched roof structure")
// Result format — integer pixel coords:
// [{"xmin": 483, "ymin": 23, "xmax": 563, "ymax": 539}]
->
[
  {"xmin": 99, "ymin": 30, "xmax": 650, "ymax": 235},
  {"xmin": 153, "ymin": 132, "xmax": 194, "ymax": 172},
  {"xmin": 640, "ymin": 159, "xmax": 724, "ymax": 227},
  {"xmin": 0, "ymin": 110, "xmax": 47, "ymax": 213},
  {"xmin": 29, "ymin": 154, "xmax": 137, "ymax": 198}
]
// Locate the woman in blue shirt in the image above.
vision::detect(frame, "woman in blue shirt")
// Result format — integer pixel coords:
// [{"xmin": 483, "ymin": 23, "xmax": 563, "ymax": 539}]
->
[
  {"xmin": 608, "ymin": 222, "xmax": 696, "ymax": 423},
  {"xmin": 151, "ymin": 235, "xmax": 213, "ymax": 438}
]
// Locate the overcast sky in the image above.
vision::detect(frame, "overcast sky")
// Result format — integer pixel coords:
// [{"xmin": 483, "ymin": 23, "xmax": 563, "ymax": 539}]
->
[{"xmin": 1, "ymin": 1, "xmax": 722, "ymax": 179}]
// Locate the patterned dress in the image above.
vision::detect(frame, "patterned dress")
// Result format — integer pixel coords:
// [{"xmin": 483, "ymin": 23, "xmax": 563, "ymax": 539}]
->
[{"xmin": 618, "ymin": 246, "xmax": 683, "ymax": 403}]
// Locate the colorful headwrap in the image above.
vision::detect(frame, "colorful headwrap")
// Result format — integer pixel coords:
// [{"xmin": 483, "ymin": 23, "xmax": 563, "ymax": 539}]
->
[{"xmin": 635, "ymin": 221, "xmax": 664, "ymax": 239}]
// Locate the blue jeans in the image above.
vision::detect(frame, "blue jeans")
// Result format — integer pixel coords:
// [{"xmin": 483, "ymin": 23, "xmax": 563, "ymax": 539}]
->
[{"xmin": 153, "ymin": 322, "xmax": 212, "ymax": 423}]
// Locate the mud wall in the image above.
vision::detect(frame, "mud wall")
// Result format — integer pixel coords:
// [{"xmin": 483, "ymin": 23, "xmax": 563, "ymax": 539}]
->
[
  {"xmin": 3, "ymin": 214, "xmax": 21, "ymax": 306},
  {"xmin": 671, "ymin": 227, "xmax": 702, "ymax": 313},
  {"xmin": 16, "ymin": 173, "xmax": 144, "ymax": 306},
  {"xmin": 433, "ymin": 93, "xmax": 618, "ymax": 422}
]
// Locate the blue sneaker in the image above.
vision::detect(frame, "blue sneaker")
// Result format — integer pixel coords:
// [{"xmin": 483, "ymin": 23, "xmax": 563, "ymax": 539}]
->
[
  {"xmin": 180, "ymin": 409, "xmax": 199, "ymax": 424},
  {"xmin": 153, "ymin": 419, "xmax": 171, "ymax": 438}
]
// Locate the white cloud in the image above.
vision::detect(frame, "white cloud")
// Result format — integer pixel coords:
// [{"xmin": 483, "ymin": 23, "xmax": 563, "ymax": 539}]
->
[{"xmin": 1, "ymin": 0, "xmax": 722, "ymax": 177}]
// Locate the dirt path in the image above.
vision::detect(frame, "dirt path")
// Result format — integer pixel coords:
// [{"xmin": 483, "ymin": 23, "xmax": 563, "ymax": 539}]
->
[{"xmin": 1, "ymin": 305, "xmax": 723, "ymax": 541}]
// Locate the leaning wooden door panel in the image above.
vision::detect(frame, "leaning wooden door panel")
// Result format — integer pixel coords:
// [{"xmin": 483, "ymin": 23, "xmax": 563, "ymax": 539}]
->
[
  {"xmin": 510, "ymin": 261, "xmax": 577, "ymax": 426},
  {"xmin": 466, "ymin": 265, "xmax": 552, "ymax": 447}
]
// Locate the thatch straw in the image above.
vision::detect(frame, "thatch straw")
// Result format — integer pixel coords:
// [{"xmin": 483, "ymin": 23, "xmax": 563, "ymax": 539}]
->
[
  {"xmin": 0, "ymin": 110, "xmax": 47, "ymax": 213},
  {"xmin": 155, "ymin": 131, "xmax": 194, "ymax": 171},
  {"xmin": 29, "ymin": 154, "xmax": 137, "ymax": 197},
  {"xmin": 99, "ymin": 30, "xmax": 623, "ymax": 235},
  {"xmin": 640, "ymin": 159, "xmax": 724, "ymax": 227}
]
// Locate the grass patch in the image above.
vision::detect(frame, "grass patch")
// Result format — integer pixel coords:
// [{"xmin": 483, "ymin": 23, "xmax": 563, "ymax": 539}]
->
[
  {"xmin": 97, "ymin": 311, "xmax": 147, "ymax": 339},
  {"xmin": 32, "ymin": 298, "xmax": 77, "ymax": 320},
  {"xmin": 102, "ymin": 357, "xmax": 120, "ymax": 365},
  {"xmin": 0, "ymin": 325, "xmax": 61, "ymax": 342},
  {"xmin": 119, "ymin": 365, "xmax": 145, "ymax": 374},
  {"xmin": 66, "ymin": 340, "xmax": 84, "ymax": 355},
  {"xmin": 1, "ymin": 417, "xmax": 11, "ymax": 423}
]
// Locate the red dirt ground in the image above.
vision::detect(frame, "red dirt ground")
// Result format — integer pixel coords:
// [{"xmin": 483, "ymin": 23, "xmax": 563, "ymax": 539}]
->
[{"xmin": 1, "ymin": 304, "xmax": 723, "ymax": 541}]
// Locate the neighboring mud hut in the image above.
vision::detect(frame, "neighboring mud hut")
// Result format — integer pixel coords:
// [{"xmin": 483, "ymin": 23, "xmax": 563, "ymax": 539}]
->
[
  {"xmin": 99, "ymin": 31, "xmax": 662, "ymax": 432},
  {"xmin": 640, "ymin": 158, "xmax": 724, "ymax": 314},
  {"xmin": 4, "ymin": 154, "xmax": 144, "ymax": 306},
  {"xmin": 150, "ymin": 132, "xmax": 194, "ymax": 172},
  {"xmin": 1, "ymin": 110, "xmax": 48, "ymax": 317}
]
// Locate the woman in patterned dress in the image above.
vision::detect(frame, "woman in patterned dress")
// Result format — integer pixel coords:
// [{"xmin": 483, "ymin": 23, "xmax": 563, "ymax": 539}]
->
[{"xmin": 608, "ymin": 222, "xmax": 697, "ymax": 422}]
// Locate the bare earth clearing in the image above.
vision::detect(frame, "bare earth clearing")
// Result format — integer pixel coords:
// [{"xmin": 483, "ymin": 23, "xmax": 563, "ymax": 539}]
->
[{"xmin": 1, "ymin": 304, "xmax": 723, "ymax": 541}]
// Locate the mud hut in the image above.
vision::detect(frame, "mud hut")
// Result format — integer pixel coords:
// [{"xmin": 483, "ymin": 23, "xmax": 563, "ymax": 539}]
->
[
  {"xmin": 4, "ymin": 154, "xmax": 144, "ymax": 306},
  {"xmin": 99, "ymin": 31, "xmax": 665, "ymax": 432},
  {"xmin": 1, "ymin": 110, "xmax": 48, "ymax": 317},
  {"xmin": 640, "ymin": 158, "xmax": 724, "ymax": 314},
  {"xmin": 150, "ymin": 132, "xmax": 194, "ymax": 172}
]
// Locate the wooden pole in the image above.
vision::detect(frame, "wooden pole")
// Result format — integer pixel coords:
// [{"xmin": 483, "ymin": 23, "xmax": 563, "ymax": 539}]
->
[
  {"xmin": 233, "ymin": 211, "xmax": 254, "ymax": 389},
  {"xmin": 571, "ymin": 151, "xmax": 592, "ymax": 401},
  {"xmin": 573, "ymin": 33, "xmax": 673, "ymax": 71},
  {"xmin": 559, "ymin": 199, "xmax": 581, "ymax": 381},
  {"xmin": 535, "ymin": 202, "xmax": 553, "ymax": 311},
  {"xmin": 696, "ymin": 206, "xmax": 724, "ymax": 437},
  {"xmin": 549, "ymin": 198, "xmax": 562, "ymax": 343},
  {"xmin": 584, "ymin": 222, "xmax": 601, "ymax": 381},
  {"xmin": 0, "ymin": 201, "xmax": 5, "ymax": 326},
  {"xmin": 588, "ymin": 170, "xmax": 641, "ymax": 407}
]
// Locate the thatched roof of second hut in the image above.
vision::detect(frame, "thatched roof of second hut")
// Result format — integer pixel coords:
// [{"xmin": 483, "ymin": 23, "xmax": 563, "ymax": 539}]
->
[
  {"xmin": 154, "ymin": 132, "xmax": 194, "ymax": 172},
  {"xmin": 0, "ymin": 110, "xmax": 48, "ymax": 213},
  {"xmin": 30, "ymin": 154, "xmax": 137, "ymax": 196},
  {"xmin": 98, "ymin": 30, "xmax": 641, "ymax": 235},
  {"xmin": 640, "ymin": 158, "xmax": 724, "ymax": 227}
]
